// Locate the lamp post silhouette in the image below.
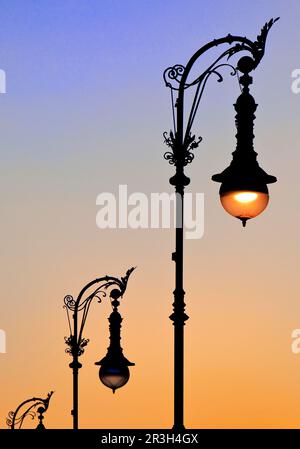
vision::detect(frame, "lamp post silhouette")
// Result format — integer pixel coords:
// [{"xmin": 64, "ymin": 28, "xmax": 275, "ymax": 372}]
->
[
  {"xmin": 163, "ymin": 18, "xmax": 279, "ymax": 430},
  {"xmin": 64, "ymin": 267, "xmax": 135, "ymax": 430},
  {"xmin": 7, "ymin": 391, "xmax": 54, "ymax": 430}
]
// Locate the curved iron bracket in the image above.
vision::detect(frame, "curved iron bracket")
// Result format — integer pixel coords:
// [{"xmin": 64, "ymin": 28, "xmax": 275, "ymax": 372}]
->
[
  {"xmin": 7, "ymin": 391, "xmax": 54, "ymax": 430},
  {"xmin": 163, "ymin": 18, "xmax": 279, "ymax": 173},
  {"xmin": 64, "ymin": 267, "xmax": 135, "ymax": 358}
]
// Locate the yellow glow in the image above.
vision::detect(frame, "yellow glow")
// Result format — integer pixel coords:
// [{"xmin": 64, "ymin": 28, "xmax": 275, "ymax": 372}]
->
[
  {"xmin": 220, "ymin": 190, "xmax": 269, "ymax": 221},
  {"xmin": 234, "ymin": 192, "xmax": 258, "ymax": 203}
]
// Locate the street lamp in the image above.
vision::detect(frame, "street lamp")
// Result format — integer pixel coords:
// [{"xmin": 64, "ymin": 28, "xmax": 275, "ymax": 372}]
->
[
  {"xmin": 64, "ymin": 267, "xmax": 135, "ymax": 429},
  {"xmin": 95, "ymin": 291, "xmax": 134, "ymax": 393},
  {"xmin": 7, "ymin": 391, "xmax": 54, "ymax": 430},
  {"xmin": 212, "ymin": 55, "xmax": 277, "ymax": 226},
  {"xmin": 163, "ymin": 18, "xmax": 279, "ymax": 430}
]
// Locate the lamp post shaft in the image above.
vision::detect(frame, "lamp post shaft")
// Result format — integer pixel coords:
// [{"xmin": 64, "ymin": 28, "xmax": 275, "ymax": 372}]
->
[
  {"xmin": 172, "ymin": 191, "xmax": 187, "ymax": 430},
  {"xmin": 170, "ymin": 160, "xmax": 189, "ymax": 430},
  {"xmin": 168, "ymin": 74, "xmax": 190, "ymax": 430},
  {"xmin": 72, "ymin": 364, "xmax": 79, "ymax": 430},
  {"xmin": 71, "ymin": 310, "xmax": 80, "ymax": 430}
]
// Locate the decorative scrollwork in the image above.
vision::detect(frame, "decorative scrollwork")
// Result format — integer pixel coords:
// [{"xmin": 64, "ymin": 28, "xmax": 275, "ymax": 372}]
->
[
  {"xmin": 6, "ymin": 410, "xmax": 35, "ymax": 428},
  {"xmin": 163, "ymin": 18, "xmax": 279, "ymax": 173},
  {"xmin": 64, "ymin": 268, "xmax": 135, "ymax": 314},
  {"xmin": 163, "ymin": 130, "xmax": 202, "ymax": 166},
  {"xmin": 64, "ymin": 288, "xmax": 106, "ymax": 313},
  {"xmin": 226, "ymin": 41, "xmax": 252, "ymax": 61},
  {"xmin": 186, "ymin": 61, "xmax": 238, "ymax": 89},
  {"xmin": 64, "ymin": 335, "xmax": 73, "ymax": 355},
  {"xmin": 163, "ymin": 131, "xmax": 176, "ymax": 165},
  {"xmin": 252, "ymin": 17, "xmax": 280, "ymax": 65},
  {"xmin": 64, "ymin": 295, "xmax": 75, "ymax": 310},
  {"xmin": 163, "ymin": 151, "xmax": 176, "ymax": 165},
  {"xmin": 6, "ymin": 411, "xmax": 15, "ymax": 427},
  {"xmin": 80, "ymin": 286, "xmax": 107, "ymax": 310},
  {"xmin": 226, "ymin": 18, "xmax": 279, "ymax": 66},
  {"xmin": 184, "ymin": 133, "xmax": 203, "ymax": 165},
  {"xmin": 163, "ymin": 64, "xmax": 186, "ymax": 90},
  {"xmin": 121, "ymin": 267, "xmax": 135, "ymax": 288},
  {"xmin": 78, "ymin": 337, "xmax": 89, "ymax": 355},
  {"xmin": 7, "ymin": 392, "xmax": 54, "ymax": 430},
  {"xmin": 64, "ymin": 268, "xmax": 135, "ymax": 362},
  {"xmin": 163, "ymin": 130, "xmax": 175, "ymax": 148},
  {"xmin": 207, "ymin": 63, "xmax": 237, "ymax": 83},
  {"xmin": 65, "ymin": 335, "xmax": 90, "ymax": 356}
]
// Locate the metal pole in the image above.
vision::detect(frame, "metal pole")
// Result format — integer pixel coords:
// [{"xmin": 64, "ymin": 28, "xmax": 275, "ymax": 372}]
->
[
  {"xmin": 171, "ymin": 188, "xmax": 188, "ymax": 431},
  {"xmin": 170, "ymin": 125, "xmax": 189, "ymax": 430},
  {"xmin": 70, "ymin": 310, "xmax": 81, "ymax": 430}
]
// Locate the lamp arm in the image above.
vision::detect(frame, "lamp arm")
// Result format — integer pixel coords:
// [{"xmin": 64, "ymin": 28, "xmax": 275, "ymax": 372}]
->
[
  {"xmin": 64, "ymin": 267, "xmax": 135, "ymax": 357},
  {"xmin": 7, "ymin": 391, "xmax": 54, "ymax": 429},
  {"xmin": 163, "ymin": 18, "xmax": 279, "ymax": 172}
]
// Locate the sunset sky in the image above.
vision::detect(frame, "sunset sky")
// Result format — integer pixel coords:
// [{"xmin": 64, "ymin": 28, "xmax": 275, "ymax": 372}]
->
[{"xmin": 1, "ymin": 0, "xmax": 300, "ymax": 429}]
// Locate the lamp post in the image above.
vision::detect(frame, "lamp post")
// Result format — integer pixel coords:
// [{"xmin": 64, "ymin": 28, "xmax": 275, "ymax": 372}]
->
[
  {"xmin": 163, "ymin": 18, "xmax": 279, "ymax": 430},
  {"xmin": 64, "ymin": 267, "xmax": 135, "ymax": 430},
  {"xmin": 7, "ymin": 391, "xmax": 54, "ymax": 430}
]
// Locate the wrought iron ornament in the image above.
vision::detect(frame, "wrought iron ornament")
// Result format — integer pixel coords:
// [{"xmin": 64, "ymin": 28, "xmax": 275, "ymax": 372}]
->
[
  {"xmin": 7, "ymin": 391, "xmax": 54, "ymax": 430},
  {"xmin": 64, "ymin": 267, "xmax": 135, "ymax": 359},
  {"xmin": 163, "ymin": 17, "xmax": 279, "ymax": 183}
]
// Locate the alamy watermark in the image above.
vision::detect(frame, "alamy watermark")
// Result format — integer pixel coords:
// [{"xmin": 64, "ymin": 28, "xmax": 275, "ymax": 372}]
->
[
  {"xmin": 0, "ymin": 329, "xmax": 6, "ymax": 353},
  {"xmin": 96, "ymin": 185, "xmax": 204, "ymax": 239},
  {"xmin": 0, "ymin": 69, "xmax": 6, "ymax": 93},
  {"xmin": 291, "ymin": 329, "xmax": 300, "ymax": 354},
  {"xmin": 291, "ymin": 69, "xmax": 300, "ymax": 94}
]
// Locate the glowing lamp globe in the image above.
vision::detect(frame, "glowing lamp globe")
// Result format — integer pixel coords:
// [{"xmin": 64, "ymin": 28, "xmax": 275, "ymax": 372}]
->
[
  {"xmin": 212, "ymin": 149, "xmax": 276, "ymax": 227},
  {"xmin": 219, "ymin": 181, "xmax": 270, "ymax": 227},
  {"xmin": 220, "ymin": 191, "xmax": 269, "ymax": 225}
]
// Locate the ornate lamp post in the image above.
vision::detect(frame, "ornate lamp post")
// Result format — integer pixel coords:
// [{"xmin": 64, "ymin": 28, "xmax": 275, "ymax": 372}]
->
[
  {"xmin": 163, "ymin": 18, "xmax": 279, "ymax": 430},
  {"xmin": 7, "ymin": 391, "xmax": 54, "ymax": 430},
  {"xmin": 64, "ymin": 268, "xmax": 135, "ymax": 429}
]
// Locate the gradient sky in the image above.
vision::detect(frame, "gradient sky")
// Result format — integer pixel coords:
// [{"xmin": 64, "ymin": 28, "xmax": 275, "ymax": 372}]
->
[{"xmin": 0, "ymin": 0, "xmax": 300, "ymax": 429}]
